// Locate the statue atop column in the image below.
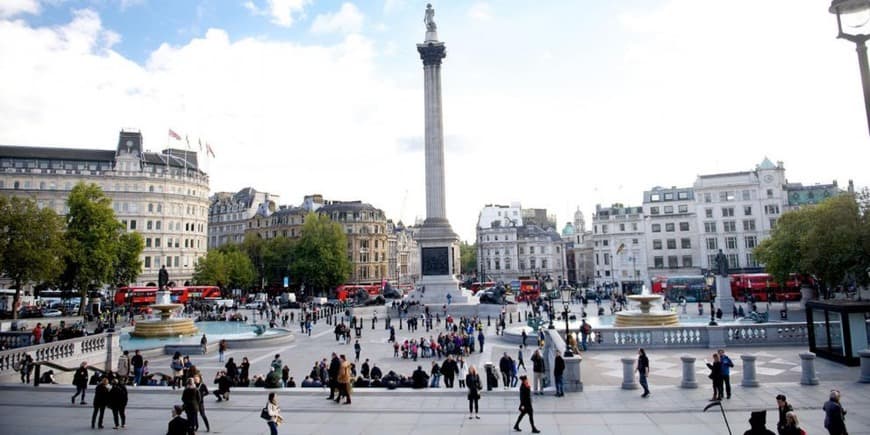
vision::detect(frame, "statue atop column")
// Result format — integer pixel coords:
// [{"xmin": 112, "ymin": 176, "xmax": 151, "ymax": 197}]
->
[
  {"xmin": 714, "ymin": 249, "xmax": 729, "ymax": 277},
  {"xmin": 424, "ymin": 3, "xmax": 437, "ymax": 31}
]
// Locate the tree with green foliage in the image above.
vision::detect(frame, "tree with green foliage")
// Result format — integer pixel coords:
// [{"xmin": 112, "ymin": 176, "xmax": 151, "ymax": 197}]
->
[
  {"xmin": 61, "ymin": 182, "xmax": 125, "ymax": 315},
  {"xmin": 194, "ymin": 247, "xmax": 256, "ymax": 291},
  {"xmin": 0, "ymin": 196, "xmax": 66, "ymax": 319},
  {"xmin": 226, "ymin": 249, "xmax": 257, "ymax": 290},
  {"xmin": 113, "ymin": 232, "xmax": 144, "ymax": 287},
  {"xmin": 263, "ymin": 236, "xmax": 295, "ymax": 288},
  {"xmin": 459, "ymin": 241, "xmax": 477, "ymax": 278},
  {"xmin": 290, "ymin": 212, "xmax": 350, "ymax": 296},
  {"xmin": 240, "ymin": 233, "xmax": 267, "ymax": 288},
  {"xmin": 755, "ymin": 194, "xmax": 870, "ymax": 294}
]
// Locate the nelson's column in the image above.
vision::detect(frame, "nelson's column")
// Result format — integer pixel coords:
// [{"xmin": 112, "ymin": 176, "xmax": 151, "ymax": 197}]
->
[{"xmin": 412, "ymin": 4, "xmax": 466, "ymax": 305}]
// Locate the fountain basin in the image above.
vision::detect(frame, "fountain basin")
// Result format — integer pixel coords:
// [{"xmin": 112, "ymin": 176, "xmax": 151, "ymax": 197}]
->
[
  {"xmin": 614, "ymin": 293, "xmax": 679, "ymax": 327},
  {"xmin": 129, "ymin": 318, "xmax": 199, "ymax": 338}
]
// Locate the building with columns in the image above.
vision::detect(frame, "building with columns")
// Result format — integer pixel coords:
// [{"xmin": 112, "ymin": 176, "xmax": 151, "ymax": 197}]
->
[{"xmin": 0, "ymin": 130, "xmax": 210, "ymax": 286}]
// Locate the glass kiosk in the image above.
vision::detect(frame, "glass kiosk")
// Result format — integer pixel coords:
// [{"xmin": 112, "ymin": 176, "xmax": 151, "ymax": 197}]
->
[{"xmin": 805, "ymin": 300, "xmax": 870, "ymax": 366}]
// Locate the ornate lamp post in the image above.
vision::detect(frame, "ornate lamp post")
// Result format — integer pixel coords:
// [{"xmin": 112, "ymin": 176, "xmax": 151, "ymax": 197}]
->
[
  {"xmin": 560, "ymin": 285, "xmax": 574, "ymax": 356},
  {"xmin": 545, "ymin": 277, "xmax": 556, "ymax": 329},
  {"xmin": 829, "ymin": 0, "xmax": 870, "ymax": 135},
  {"xmin": 705, "ymin": 271, "xmax": 717, "ymax": 326}
]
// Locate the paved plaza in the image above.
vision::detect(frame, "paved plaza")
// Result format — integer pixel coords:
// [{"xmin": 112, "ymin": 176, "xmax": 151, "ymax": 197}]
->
[{"xmin": 1, "ymin": 303, "xmax": 868, "ymax": 434}]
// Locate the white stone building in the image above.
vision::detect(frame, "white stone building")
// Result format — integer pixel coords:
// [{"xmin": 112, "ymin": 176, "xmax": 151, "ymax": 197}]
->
[
  {"xmin": 591, "ymin": 204, "xmax": 648, "ymax": 294},
  {"xmin": 0, "ymin": 130, "xmax": 210, "ymax": 286},
  {"xmin": 208, "ymin": 188, "xmax": 279, "ymax": 249},
  {"xmin": 642, "ymin": 186, "xmax": 699, "ymax": 279}
]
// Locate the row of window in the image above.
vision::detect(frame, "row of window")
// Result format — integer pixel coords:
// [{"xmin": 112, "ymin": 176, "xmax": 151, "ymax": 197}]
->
[
  {"xmin": 651, "ymin": 222, "xmax": 691, "ymax": 232},
  {"xmin": 648, "ymin": 191, "xmax": 691, "ymax": 202},
  {"xmin": 651, "ymin": 238, "xmax": 692, "ymax": 250},
  {"xmin": 703, "ymin": 219, "xmax": 774, "ymax": 233},
  {"xmin": 705, "ymin": 236, "xmax": 757, "ymax": 250},
  {"xmin": 143, "ymin": 255, "xmax": 196, "ymax": 269},
  {"xmin": 144, "ymin": 236, "xmax": 203, "ymax": 250},
  {"xmin": 486, "ymin": 258, "xmax": 563, "ymax": 271},
  {"xmin": 649, "ymin": 204, "xmax": 689, "ymax": 215},
  {"xmin": 702, "ymin": 188, "xmax": 776, "ymax": 203}
]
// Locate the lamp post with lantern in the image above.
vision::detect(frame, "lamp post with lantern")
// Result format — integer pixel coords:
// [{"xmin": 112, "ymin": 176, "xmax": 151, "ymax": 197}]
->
[
  {"xmin": 561, "ymin": 285, "xmax": 574, "ymax": 357},
  {"xmin": 705, "ymin": 271, "xmax": 717, "ymax": 326},
  {"xmin": 545, "ymin": 277, "xmax": 556, "ymax": 330},
  {"xmin": 829, "ymin": 0, "xmax": 870, "ymax": 135}
]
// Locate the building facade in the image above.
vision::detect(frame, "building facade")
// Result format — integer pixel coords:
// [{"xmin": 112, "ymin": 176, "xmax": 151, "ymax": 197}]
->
[
  {"xmin": 388, "ymin": 221, "xmax": 420, "ymax": 287},
  {"xmin": 318, "ymin": 201, "xmax": 390, "ymax": 285},
  {"xmin": 0, "ymin": 130, "xmax": 210, "ymax": 287},
  {"xmin": 591, "ymin": 204, "xmax": 648, "ymax": 293},
  {"xmin": 208, "ymin": 188, "xmax": 278, "ymax": 248},
  {"xmin": 642, "ymin": 186, "xmax": 698, "ymax": 280}
]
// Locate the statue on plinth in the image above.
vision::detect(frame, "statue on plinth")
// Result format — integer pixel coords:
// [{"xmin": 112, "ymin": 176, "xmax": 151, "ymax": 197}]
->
[
  {"xmin": 424, "ymin": 3, "xmax": 437, "ymax": 31},
  {"xmin": 158, "ymin": 265, "xmax": 170, "ymax": 290},
  {"xmin": 714, "ymin": 249, "xmax": 729, "ymax": 277}
]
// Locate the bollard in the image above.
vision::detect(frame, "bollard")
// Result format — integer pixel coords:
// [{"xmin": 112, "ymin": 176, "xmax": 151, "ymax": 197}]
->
[
  {"xmin": 799, "ymin": 352, "xmax": 820, "ymax": 385},
  {"xmin": 399, "ymin": 319, "xmax": 403, "ymax": 330},
  {"xmin": 509, "ymin": 312, "xmax": 513, "ymax": 324},
  {"xmin": 33, "ymin": 363, "xmax": 41, "ymax": 387},
  {"xmin": 621, "ymin": 357, "xmax": 638, "ymax": 389},
  {"xmin": 680, "ymin": 356, "xmax": 698, "ymax": 388},
  {"xmin": 740, "ymin": 354, "xmax": 759, "ymax": 387},
  {"xmin": 859, "ymin": 350, "xmax": 870, "ymax": 383},
  {"xmin": 487, "ymin": 315, "xmax": 491, "ymax": 327}
]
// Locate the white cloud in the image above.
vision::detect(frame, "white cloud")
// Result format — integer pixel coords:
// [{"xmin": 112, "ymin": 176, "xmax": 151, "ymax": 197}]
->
[
  {"xmin": 244, "ymin": 0, "xmax": 309, "ymax": 27},
  {"xmin": 467, "ymin": 2, "xmax": 491, "ymax": 21},
  {"xmin": 383, "ymin": 0, "xmax": 405, "ymax": 14},
  {"xmin": 0, "ymin": 0, "xmax": 40, "ymax": 17},
  {"xmin": 311, "ymin": 3, "xmax": 364, "ymax": 35}
]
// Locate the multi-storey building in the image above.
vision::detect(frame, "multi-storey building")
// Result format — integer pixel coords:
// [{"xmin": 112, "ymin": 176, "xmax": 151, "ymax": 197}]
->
[
  {"xmin": 693, "ymin": 158, "xmax": 787, "ymax": 273},
  {"xmin": 642, "ymin": 186, "xmax": 698, "ymax": 279},
  {"xmin": 0, "ymin": 130, "xmax": 209, "ymax": 286},
  {"xmin": 784, "ymin": 180, "xmax": 846, "ymax": 212},
  {"xmin": 567, "ymin": 208, "xmax": 595, "ymax": 288},
  {"xmin": 319, "ymin": 201, "xmax": 390, "ymax": 284},
  {"xmin": 476, "ymin": 204, "xmax": 566, "ymax": 283},
  {"xmin": 591, "ymin": 203, "xmax": 648, "ymax": 293},
  {"xmin": 208, "ymin": 188, "xmax": 278, "ymax": 248},
  {"xmin": 388, "ymin": 221, "xmax": 420, "ymax": 287}
]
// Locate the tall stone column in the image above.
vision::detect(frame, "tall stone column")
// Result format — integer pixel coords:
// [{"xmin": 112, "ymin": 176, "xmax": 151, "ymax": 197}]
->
[{"xmin": 412, "ymin": 7, "xmax": 464, "ymax": 306}]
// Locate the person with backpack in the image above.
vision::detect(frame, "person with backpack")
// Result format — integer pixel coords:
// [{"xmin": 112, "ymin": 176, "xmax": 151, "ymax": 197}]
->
[{"xmin": 718, "ymin": 349, "xmax": 735, "ymax": 399}]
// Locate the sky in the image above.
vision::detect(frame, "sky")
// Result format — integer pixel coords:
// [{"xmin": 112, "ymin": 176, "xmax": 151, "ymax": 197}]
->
[{"xmin": 1, "ymin": 0, "xmax": 868, "ymax": 243}]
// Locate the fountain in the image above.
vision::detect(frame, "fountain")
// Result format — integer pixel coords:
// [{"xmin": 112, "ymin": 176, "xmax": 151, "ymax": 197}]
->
[
  {"xmin": 129, "ymin": 290, "xmax": 199, "ymax": 338},
  {"xmin": 613, "ymin": 286, "xmax": 680, "ymax": 327}
]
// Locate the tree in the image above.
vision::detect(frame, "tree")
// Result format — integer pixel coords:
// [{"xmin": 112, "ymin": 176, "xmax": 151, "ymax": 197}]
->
[
  {"xmin": 113, "ymin": 232, "xmax": 144, "ymax": 287},
  {"xmin": 225, "ymin": 249, "xmax": 256, "ymax": 290},
  {"xmin": 263, "ymin": 236, "xmax": 295, "ymax": 288},
  {"xmin": 0, "ymin": 196, "xmax": 65, "ymax": 319},
  {"xmin": 240, "ymin": 233, "xmax": 267, "ymax": 288},
  {"xmin": 459, "ymin": 241, "xmax": 477, "ymax": 278},
  {"xmin": 290, "ymin": 212, "xmax": 350, "ymax": 296},
  {"xmin": 61, "ymin": 182, "xmax": 124, "ymax": 315},
  {"xmin": 194, "ymin": 247, "xmax": 256, "ymax": 291},
  {"xmin": 755, "ymin": 194, "xmax": 870, "ymax": 294}
]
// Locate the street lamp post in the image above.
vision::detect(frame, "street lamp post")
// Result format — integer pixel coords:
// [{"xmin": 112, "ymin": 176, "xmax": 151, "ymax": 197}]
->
[
  {"xmin": 560, "ymin": 285, "xmax": 573, "ymax": 357},
  {"xmin": 705, "ymin": 271, "xmax": 717, "ymax": 326},
  {"xmin": 545, "ymin": 277, "xmax": 556, "ymax": 329},
  {"xmin": 830, "ymin": 0, "xmax": 870, "ymax": 135}
]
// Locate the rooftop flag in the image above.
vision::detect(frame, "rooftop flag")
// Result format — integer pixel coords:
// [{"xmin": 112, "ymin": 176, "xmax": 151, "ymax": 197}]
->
[
  {"xmin": 206, "ymin": 143, "xmax": 215, "ymax": 158},
  {"xmin": 168, "ymin": 129, "xmax": 182, "ymax": 140}
]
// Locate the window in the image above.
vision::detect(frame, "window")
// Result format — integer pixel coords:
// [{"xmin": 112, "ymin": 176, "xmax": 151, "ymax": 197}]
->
[
  {"xmin": 767, "ymin": 189, "xmax": 774, "ymax": 199},
  {"xmin": 704, "ymin": 222, "xmax": 717, "ymax": 233},
  {"xmin": 706, "ymin": 237, "xmax": 718, "ymax": 250},
  {"xmin": 664, "ymin": 206, "xmax": 674, "ymax": 214},
  {"xmin": 650, "ymin": 207, "xmax": 660, "ymax": 215},
  {"xmin": 602, "ymin": 225, "xmax": 608, "ymax": 234},
  {"xmin": 743, "ymin": 219, "xmax": 756, "ymax": 231},
  {"xmin": 719, "ymin": 191, "xmax": 735, "ymax": 201},
  {"xmin": 705, "ymin": 208, "xmax": 713, "ymax": 218},
  {"xmin": 632, "ymin": 238, "xmax": 639, "ymax": 245},
  {"xmin": 654, "ymin": 256, "xmax": 664, "ymax": 268},
  {"xmin": 664, "ymin": 193, "xmax": 674, "ymax": 200},
  {"xmin": 666, "ymin": 239, "xmax": 676, "ymax": 249},
  {"xmin": 742, "ymin": 190, "xmax": 751, "ymax": 201},
  {"xmin": 129, "ymin": 220, "xmax": 136, "ymax": 230},
  {"xmin": 721, "ymin": 207, "xmax": 734, "ymax": 217},
  {"xmin": 668, "ymin": 256, "xmax": 679, "ymax": 268},
  {"xmin": 704, "ymin": 193, "xmax": 712, "ymax": 203},
  {"xmin": 632, "ymin": 223, "xmax": 638, "ymax": 231},
  {"xmin": 653, "ymin": 240, "xmax": 662, "ymax": 250},
  {"xmin": 723, "ymin": 221, "xmax": 737, "ymax": 232},
  {"xmin": 494, "ymin": 259, "xmax": 500, "ymax": 270},
  {"xmin": 602, "ymin": 240, "xmax": 609, "ymax": 246},
  {"xmin": 764, "ymin": 205, "xmax": 780, "ymax": 215},
  {"xmin": 727, "ymin": 254, "xmax": 739, "ymax": 268},
  {"xmin": 679, "ymin": 222, "xmax": 690, "ymax": 231},
  {"xmin": 665, "ymin": 223, "xmax": 675, "ymax": 232},
  {"xmin": 619, "ymin": 223, "xmax": 625, "ymax": 231},
  {"xmin": 682, "ymin": 256, "xmax": 693, "ymax": 268},
  {"xmin": 156, "ymin": 221, "xmax": 162, "ymax": 230},
  {"xmin": 155, "ymin": 238, "xmax": 161, "ymax": 247},
  {"xmin": 678, "ymin": 204, "xmax": 688, "ymax": 213},
  {"xmin": 144, "ymin": 256, "xmax": 151, "ymax": 268},
  {"xmin": 745, "ymin": 236, "xmax": 757, "ymax": 249},
  {"xmin": 650, "ymin": 194, "xmax": 661, "ymax": 202},
  {"xmin": 725, "ymin": 236, "xmax": 737, "ymax": 249},
  {"xmin": 770, "ymin": 218, "xmax": 777, "ymax": 229},
  {"xmin": 681, "ymin": 238, "xmax": 691, "ymax": 249},
  {"xmin": 145, "ymin": 238, "xmax": 152, "ymax": 248},
  {"xmin": 745, "ymin": 253, "xmax": 758, "ymax": 267},
  {"xmin": 744, "ymin": 206, "xmax": 752, "ymax": 216},
  {"xmin": 652, "ymin": 224, "xmax": 661, "ymax": 233},
  {"xmin": 603, "ymin": 254, "xmax": 610, "ymax": 266}
]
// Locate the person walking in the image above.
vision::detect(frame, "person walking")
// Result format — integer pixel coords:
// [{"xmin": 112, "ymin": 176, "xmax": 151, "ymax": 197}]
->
[
  {"xmin": 637, "ymin": 348, "xmax": 650, "ymax": 398},
  {"xmin": 465, "ymin": 365, "xmax": 482, "ymax": 420},
  {"xmin": 706, "ymin": 353, "xmax": 724, "ymax": 401},
  {"xmin": 19, "ymin": 354, "xmax": 33, "ymax": 384},
  {"xmin": 336, "ymin": 354, "xmax": 352, "ymax": 404},
  {"xmin": 553, "ymin": 350, "xmax": 565, "ymax": 397},
  {"xmin": 131, "ymin": 350, "xmax": 144, "ymax": 386},
  {"xmin": 108, "ymin": 378, "xmax": 128, "ymax": 429},
  {"xmin": 181, "ymin": 378, "xmax": 200, "ymax": 434},
  {"xmin": 327, "ymin": 353, "xmax": 341, "ymax": 401},
  {"xmin": 823, "ymin": 389, "xmax": 848, "ymax": 435},
  {"xmin": 167, "ymin": 405, "xmax": 188, "ymax": 435},
  {"xmin": 517, "ymin": 345, "xmax": 526, "ymax": 372},
  {"xmin": 72, "ymin": 361, "xmax": 89, "ymax": 405},
  {"xmin": 354, "ymin": 340, "xmax": 361, "ymax": 362},
  {"xmin": 441, "ymin": 355, "xmax": 458, "ymax": 388},
  {"xmin": 218, "ymin": 340, "xmax": 227, "ymax": 363},
  {"xmin": 718, "ymin": 349, "xmax": 734, "ymax": 399},
  {"xmin": 91, "ymin": 377, "xmax": 110, "ymax": 429},
  {"xmin": 513, "ymin": 375, "xmax": 540, "ymax": 433},
  {"xmin": 194, "ymin": 374, "xmax": 211, "ymax": 432},
  {"xmin": 264, "ymin": 392, "xmax": 283, "ymax": 435},
  {"xmin": 530, "ymin": 349, "xmax": 545, "ymax": 395},
  {"xmin": 776, "ymin": 394, "xmax": 794, "ymax": 435}
]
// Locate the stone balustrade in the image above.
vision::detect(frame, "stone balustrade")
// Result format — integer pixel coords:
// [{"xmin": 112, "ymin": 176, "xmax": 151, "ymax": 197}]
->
[
  {"xmin": 582, "ymin": 322, "xmax": 809, "ymax": 350},
  {"xmin": 0, "ymin": 332, "xmax": 117, "ymax": 380}
]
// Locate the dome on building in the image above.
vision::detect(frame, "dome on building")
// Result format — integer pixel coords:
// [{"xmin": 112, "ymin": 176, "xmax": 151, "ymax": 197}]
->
[{"xmin": 561, "ymin": 222, "xmax": 575, "ymax": 237}]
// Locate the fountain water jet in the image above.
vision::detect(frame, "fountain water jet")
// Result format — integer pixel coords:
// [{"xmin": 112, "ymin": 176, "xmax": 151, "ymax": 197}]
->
[
  {"xmin": 129, "ymin": 290, "xmax": 199, "ymax": 338},
  {"xmin": 613, "ymin": 286, "xmax": 680, "ymax": 327}
]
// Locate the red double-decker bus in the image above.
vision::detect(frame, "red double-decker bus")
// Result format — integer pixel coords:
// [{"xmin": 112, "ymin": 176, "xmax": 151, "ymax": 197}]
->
[
  {"xmin": 114, "ymin": 286, "xmax": 190, "ymax": 307},
  {"xmin": 729, "ymin": 273, "xmax": 804, "ymax": 302},
  {"xmin": 185, "ymin": 286, "xmax": 222, "ymax": 301},
  {"xmin": 516, "ymin": 279, "xmax": 541, "ymax": 302}
]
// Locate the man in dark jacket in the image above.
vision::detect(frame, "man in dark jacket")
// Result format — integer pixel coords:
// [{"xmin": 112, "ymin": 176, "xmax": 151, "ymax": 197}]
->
[
  {"xmin": 327, "ymin": 353, "xmax": 341, "ymax": 400},
  {"xmin": 441, "ymin": 355, "xmax": 459, "ymax": 388},
  {"xmin": 108, "ymin": 379, "xmax": 128, "ymax": 429},
  {"xmin": 775, "ymin": 394, "xmax": 793, "ymax": 435},
  {"xmin": 530, "ymin": 349, "xmax": 545, "ymax": 395},
  {"xmin": 72, "ymin": 361, "xmax": 89, "ymax": 405},
  {"xmin": 131, "ymin": 350, "xmax": 144, "ymax": 386},
  {"xmin": 412, "ymin": 365, "xmax": 429, "ymax": 389},
  {"xmin": 214, "ymin": 370, "xmax": 232, "ymax": 401},
  {"xmin": 553, "ymin": 351, "xmax": 566, "ymax": 397},
  {"xmin": 513, "ymin": 375, "xmax": 540, "ymax": 433},
  {"xmin": 167, "ymin": 405, "xmax": 188, "ymax": 435},
  {"xmin": 499, "ymin": 353, "xmax": 513, "ymax": 390}
]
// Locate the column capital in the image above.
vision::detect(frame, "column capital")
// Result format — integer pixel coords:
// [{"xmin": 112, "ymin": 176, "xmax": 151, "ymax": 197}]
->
[{"xmin": 417, "ymin": 42, "xmax": 446, "ymax": 66}]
